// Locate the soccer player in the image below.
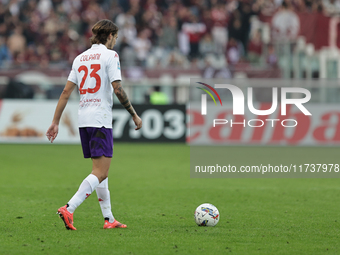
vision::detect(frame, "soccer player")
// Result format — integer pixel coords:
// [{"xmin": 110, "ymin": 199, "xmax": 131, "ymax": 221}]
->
[{"xmin": 46, "ymin": 19, "xmax": 142, "ymax": 230}]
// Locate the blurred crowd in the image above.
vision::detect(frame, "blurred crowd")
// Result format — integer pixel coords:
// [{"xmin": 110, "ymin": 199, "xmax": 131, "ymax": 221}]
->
[{"xmin": 0, "ymin": 0, "xmax": 338, "ymax": 71}]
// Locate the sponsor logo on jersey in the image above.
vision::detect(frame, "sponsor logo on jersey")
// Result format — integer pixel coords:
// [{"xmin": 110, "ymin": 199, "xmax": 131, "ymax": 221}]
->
[
  {"xmin": 117, "ymin": 62, "xmax": 120, "ymax": 70},
  {"xmin": 79, "ymin": 98, "xmax": 102, "ymax": 108}
]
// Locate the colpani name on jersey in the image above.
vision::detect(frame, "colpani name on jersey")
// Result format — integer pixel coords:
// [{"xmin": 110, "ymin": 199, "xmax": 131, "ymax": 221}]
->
[{"xmin": 80, "ymin": 53, "xmax": 101, "ymax": 62}]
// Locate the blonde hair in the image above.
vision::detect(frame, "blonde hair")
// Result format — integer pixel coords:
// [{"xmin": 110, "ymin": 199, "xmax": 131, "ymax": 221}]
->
[{"xmin": 90, "ymin": 19, "xmax": 119, "ymax": 45}]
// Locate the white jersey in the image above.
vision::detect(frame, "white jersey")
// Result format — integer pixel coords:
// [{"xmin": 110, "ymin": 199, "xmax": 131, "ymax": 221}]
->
[{"xmin": 68, "ymin": 44, "xmax": 122, "ymax": 128}]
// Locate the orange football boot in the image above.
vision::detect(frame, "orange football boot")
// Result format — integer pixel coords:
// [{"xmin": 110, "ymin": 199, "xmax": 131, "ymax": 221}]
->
[
  {"xmin": 57, "ymin": 205, "xmax": 77, "ymax": 230},
  {"xmin": 103, "ymin": 219, "xmax": 127, "ymax": 229}
]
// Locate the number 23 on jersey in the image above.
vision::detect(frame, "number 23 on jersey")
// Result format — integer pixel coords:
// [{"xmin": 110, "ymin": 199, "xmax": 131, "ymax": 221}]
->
[{"xmin": 78, "ymin": 64, "xmax": 101, "ymax": 94}]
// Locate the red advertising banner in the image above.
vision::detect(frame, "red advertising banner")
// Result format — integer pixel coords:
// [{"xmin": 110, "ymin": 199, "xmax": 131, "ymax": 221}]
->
[{"xmin": 188, "ymin": 103, "xmax": 340, "ymax": 145}]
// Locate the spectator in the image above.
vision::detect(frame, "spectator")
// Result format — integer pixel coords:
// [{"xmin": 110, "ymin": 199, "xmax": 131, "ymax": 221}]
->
[
  {"xmin": 266, "ymin": 44, "xmax": 278, "ymax": 66},
  {"xmin": 37, "ymin": 0, "xmax": 52, "ymax": 19},
  {"xmin": 7, "ymin": 26, "xmax": 26, "ymax": 55},
  {"xmin": 115, "ymin": 10, "xmax": 136, "ymax": 28},
  {"xmin": 0, "ymin": 36, "xmax": 11, "ymax": 67},
  {"xmin": 120, "ymin": 21, "xmax": 137, "ymax": 47},
  {"xmin": 199, "ymin": 33, "xmax": 216, "ymax": 57},
  {"xmin": 68, "ymin": 13, "xmax": 82, "ymax": 40},
  {"xmin": 313, "ymin": 0, "xmax": 325, "ymax": 12},
  {"xmin": 226, "ymin": 38, "xmax": 241, "ymax": 65},
  {"xmin": 215, "ymin": 66, "xmax": 232, "ymax": 79},
  {"xmin": 202, "ymin": 57, "xmax": 216, "ymax": 78},
  {"xmin": 259, "ymin": 0, "xmax": 277, "ymax": 16},
  {"xmin": 62, "ymin": 0, "xmax": 82, "ymax": 15},
  {"xmin": 237, "ymin": 1, "xmax": 257, "ymax": 56},
  {"xmin": 271, "ymin": 1, "xmax": 300, "ymax": 41},
  {"xmin": 82, "ymin": 2, "xmax": 106, "ymax": 26},
  {"xmin": 182, "ymin": 14, "xmax": 206, "ymax": 60},
  {"xmin": 24, "ymin": 44, "xmax": 39, "ymax": 65},
  {"xmin": 0, "ymin": 0, "xmax": 297, "ymax": 70},
  {"xmin": 44, "ymin": 10, "xmax": 59, "ymax": 36},
  {"xmin": 323, "ymin": 0, "xmax": 340, "ymax": 15},
  {"xmin": 8, "ymin": 0, "xmax": 22, "ymax": 17},
  {"xmin": 163, "ymin": 50, "xmax": 189, "ymax": 68},
  {"xmin": 133, "ymin": 29, "xmax": 152, "ymax": 67},
  {"xmin": 202, "ymin": 55, "xmax": 232, "ymax": 78},
  {"xmin": 118, "ymin": 0, "xmax": 130, "ymax": 12},
  {"xmin": 228, "ymin": 16, "xmax": 244, "ymax": 51},
  {"xmin": 120, "ymin": 37, "xmax": 137, "ymax": 67},
  {"xmin": 149, "ymin": 86, "xmax": 169, "ymax": 105},
  {"xmin": 115, "ymin": 10, "xmax": 137, "ymax": 48},
  {"xmin": 142, "ymin": 0, "xmax": 162, "ymax": 33},
  {"xmin": 202, "ymin": 9, "xmax": 214, "ymax": 33},
  {"xmin": 211, "ymin": 3, "xmax": 229, "ymax": 54},
  {"xmin": 158, "ymin": 16, "xmax": 178, "ymax": 50},
  {"xmin": 247, "ymin": 29, "xmax": 263, "ymax": 63}
]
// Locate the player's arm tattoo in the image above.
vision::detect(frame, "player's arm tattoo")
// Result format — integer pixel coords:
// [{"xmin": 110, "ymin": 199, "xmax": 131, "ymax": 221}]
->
[{"xmin": 113, "ymin": 81, "xmax": 136, "ymax": 116}]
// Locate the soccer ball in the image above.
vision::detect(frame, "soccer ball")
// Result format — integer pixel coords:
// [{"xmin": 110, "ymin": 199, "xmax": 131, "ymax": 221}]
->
[{"xmin": 194, "ymin": 203, "xmax": 220, "ymax": 227}]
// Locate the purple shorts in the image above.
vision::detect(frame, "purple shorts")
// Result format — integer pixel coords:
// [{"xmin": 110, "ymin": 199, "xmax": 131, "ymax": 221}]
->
[{"xmin": 79, "ymin": 127, "xmax": 113, "ymax": 158}]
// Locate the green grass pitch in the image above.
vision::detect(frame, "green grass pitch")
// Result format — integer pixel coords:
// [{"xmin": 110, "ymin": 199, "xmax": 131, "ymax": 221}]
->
[{"xmin": 0, "ymin": 143, "xmax": 340, "ymax": 254}]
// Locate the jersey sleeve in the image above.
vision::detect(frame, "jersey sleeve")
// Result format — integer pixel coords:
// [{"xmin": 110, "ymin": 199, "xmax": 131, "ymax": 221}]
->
[
  {"xmin": 67, "ymin": 62, "xmax": 78, "ymax": 84},
  {"xmin": 107, "ymin": 52, "xmax": 122, "ymax": 83}
]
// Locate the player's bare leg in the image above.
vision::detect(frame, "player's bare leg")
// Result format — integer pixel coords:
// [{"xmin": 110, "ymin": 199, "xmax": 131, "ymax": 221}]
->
[
  {"xmin": 93, "ymin": 156, "xmax": 127, "ymax": 228},
  {"xmin": 91, "ymin": 156, "xmax": 111, "ymax": 182}
]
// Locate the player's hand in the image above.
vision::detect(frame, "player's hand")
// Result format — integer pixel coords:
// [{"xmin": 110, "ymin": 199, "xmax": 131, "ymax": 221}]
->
[
  {"xmin": 132, "ymin": 115, "xmax": 142, "ymax": 130},
  {"xmin": 46, "ymin": 123, "xmax": 59, "ymax": 143}
]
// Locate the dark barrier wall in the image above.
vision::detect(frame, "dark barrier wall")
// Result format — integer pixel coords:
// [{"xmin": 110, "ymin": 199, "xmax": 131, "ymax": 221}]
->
[{"xmin": 112, "ymin": 104, "xmax": 186, "ymax": 142}]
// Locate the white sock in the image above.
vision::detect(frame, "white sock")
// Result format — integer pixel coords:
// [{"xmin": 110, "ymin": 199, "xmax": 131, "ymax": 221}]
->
[
  {"xmin": 67, "ymin": 174, "xmax": 99, "ymax": 213},
  {"xmin": 96, "ymin": 178, "xmax": 114, "ymax": 223}
]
